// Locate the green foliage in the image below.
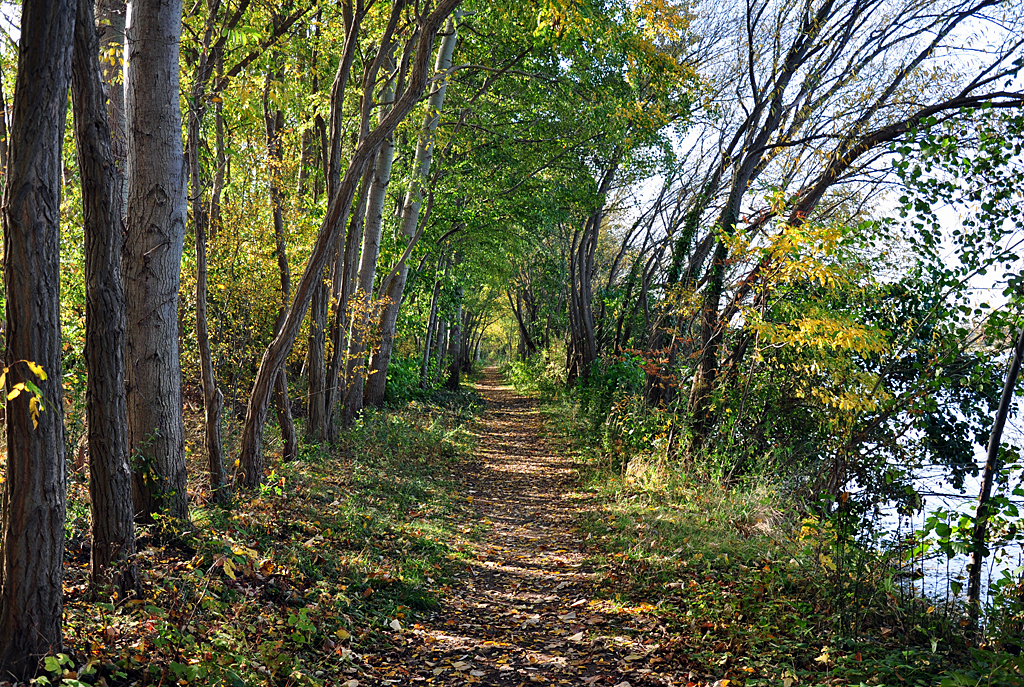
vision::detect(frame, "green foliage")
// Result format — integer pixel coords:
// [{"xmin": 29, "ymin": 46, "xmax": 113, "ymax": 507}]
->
[{"xmin": 501, "ymin": 354, "xmax": 566, "ymax": 399}]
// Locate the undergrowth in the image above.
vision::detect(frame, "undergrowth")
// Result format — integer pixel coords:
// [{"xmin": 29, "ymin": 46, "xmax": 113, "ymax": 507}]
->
[
  {"xmin": 57, "ymin": 389, "xmax": 484, "ymax": 687},
  {"xmin": 538, "ymin": 372, "xmax": 1024, "ymax": 687}
]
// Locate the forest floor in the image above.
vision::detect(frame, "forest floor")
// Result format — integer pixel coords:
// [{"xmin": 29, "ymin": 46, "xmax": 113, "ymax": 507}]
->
[
  {"xmin": 360, "ymin": 370, "xmax": 707, "ymax": 686},
  {"xmin": 54, "ymin": 369, "xmax": 1016, "ymax": 687}
]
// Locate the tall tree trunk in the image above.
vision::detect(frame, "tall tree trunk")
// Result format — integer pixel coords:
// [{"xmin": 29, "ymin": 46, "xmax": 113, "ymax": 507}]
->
[
  {"xmin": 124, "ymin": 0, "xmax": 189, "ymax": 521},
  {"xmin": 0, "ymin": 77, "xmax": 8, "ymax": 177},
  {"xmin": 264, "ymin": 72, "xmax": 298, "ymax": 462},
  {"xmin": 342, "ymin": 58, "xmax": 398, "ymax": 423},
  {"xmin": 325, "ymin": 168, "xmax": 371, "ymax": 439},
  {"xmin": 0, "ymin": 0, "xmax": 74, "ymax": 677},
  {"xmin": 447, "ymin": 292, "xmax": 463, "ymax": 390},
  {"xmin": 209, "ymin": 56, "xmax": 225, "ymax": 232},
  {"xmin": 365, "ymin": 14, "xmax": 460, "ymax": 407},
  {"xmin": 687, "ymin": 228, "xmax": 733, "ymax": 449},
  {"xmin": 967, "ymin": 324, "xmax": 1024, "ymax": 624},
  {"xmin": 421, "ymin": 267, "xmax": 442, "ymax": 389},
  {"xmin": 72, "ymin": 0, "xmax": 138, "ymax": 596},
  {"xmin": 307, "ymin": 2, "xmax": 362, "ymax": 442},
  {"xmin": 236, "ymin": 0, "xmax": 464, "ymax": 489},
  {"xmin": 188, "ymin": 8, "xmax": 229, "ymax": 506},
  {"xmin": 306, "ymin": 271, "xmax": 329, "ymax": 439}
]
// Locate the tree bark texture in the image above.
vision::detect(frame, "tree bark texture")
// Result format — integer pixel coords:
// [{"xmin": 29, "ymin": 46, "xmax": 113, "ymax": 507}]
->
[
  {"xmin": 0, "ymin": 0, "xmax": 74, "ymax": 677},
  {"xmin": 365, "ymin": 14, "xmax": 460, "ymax": 407},
  {"xmin": 237, "ymin": 0, "xmax": 463, "ymax": 488},
  {"xmin": 96, "ymin": 0, "xmax": 127, "ymax": 209},
  {"xmin": 124, "ymin": 0, "xmax": 189, "ymax": 521},
  {"xmin": 72, "ymin": 0, "xmax": 138, "ymax": 596}
]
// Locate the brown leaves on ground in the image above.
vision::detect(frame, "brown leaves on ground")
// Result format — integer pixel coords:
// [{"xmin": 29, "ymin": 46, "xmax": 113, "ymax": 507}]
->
[{"xmin": 358, "ymin": 371, "xmax": 697, "ymax": 686}]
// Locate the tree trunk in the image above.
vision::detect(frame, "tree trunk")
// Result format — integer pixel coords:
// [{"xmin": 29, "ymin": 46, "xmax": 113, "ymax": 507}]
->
[
  {"xmin": 342, "ymin": 59, "xmax": 398, "ymax": 424},
  {"xmin": 0, "ymin": 0, "xmax": 74, "ymax": 677},
  {"xmin": 306, "ymin": 271, "xmax": 329, "ymax": 440},
  {"xmin": 687, "ymin": 231, "xmax": 733, "ymax": 449},
  {"xmin": 264, "ymin": 73, "xmax": 298, "ymax": 462},
  {"xmin": 124, "ymin": 0, "xmax": 189, "ymax": 522},
  {"xmin": 365, "ymin": 14, "xmax": 460, "ymax": 407},
  {"xmin": 237, "ymin": 0, "xmax": 464, "ymax": 488},
  {"xmin": 421, "ymin": 269, "xmax": 442, "ymax": 389},
  {"xmin": 0, "ymin": 74, "xmax": 8, "ymax": 177},
  {"xmin": 188, "ymin": 10, "xmax": 229, "ymax": 506},
  {"xmin": 967, "ymin": 324, "xmax": 1024, "ymax": 623},
  {"xmin": 306, "ymin": 3, "xmax": 361, "ymax": 443},
  {"xmin": 325, "ymin": 167, "xmax": 372, "ymax": 438},
  {"xmin": 447, "ymin": 295, "xmax": 463, "ymax": 390},
  {"xmin": 210, "ymin": 56, "xmax": 225, "ymax": 232},
  {"xmin": 72, "ymin": 0, "xmax": 138, "ymax": 596}
]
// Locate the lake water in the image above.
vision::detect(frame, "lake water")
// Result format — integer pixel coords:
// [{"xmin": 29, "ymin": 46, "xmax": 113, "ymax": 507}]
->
[{"xmin": 876, "ymin": 449, "xmax": 1024, "ymax": 608}]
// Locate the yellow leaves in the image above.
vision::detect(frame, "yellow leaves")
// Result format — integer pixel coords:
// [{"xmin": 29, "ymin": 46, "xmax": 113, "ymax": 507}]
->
[
  {"xmin": 231, "ymin": 544, "xmax": 259, "ymax": 560},
  {"xmin": 630, "ymin": 0, "xmax": 691, "ymax": 43},
  {"xmin": 26, "ymin": 360, "xmax": 47, "ymax": 380},
  {"xmin": 29, "ymin": 396, "xmax": 41, "ymax": 429},
  {"xmin": 3, "ymin": 360, "xmax": 49, "ymax": 430},
  {"xmin": 7, "ymin": 383, "xmax": 25, "ymax": 401},
  {"xmin": 750, "ymin": 312, "xmax": 888, "ymax": 357}
]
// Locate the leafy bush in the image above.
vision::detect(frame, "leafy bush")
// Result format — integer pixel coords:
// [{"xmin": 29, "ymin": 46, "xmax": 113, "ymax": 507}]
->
[{"xmin": 502, "ymin": 354, "xmax": 565, "ymax": 399}]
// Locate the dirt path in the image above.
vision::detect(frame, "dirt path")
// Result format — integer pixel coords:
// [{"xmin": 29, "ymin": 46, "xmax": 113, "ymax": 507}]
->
[{"xmin": 360, "ymin": 370, "xmax": 687, "ymax": 686}]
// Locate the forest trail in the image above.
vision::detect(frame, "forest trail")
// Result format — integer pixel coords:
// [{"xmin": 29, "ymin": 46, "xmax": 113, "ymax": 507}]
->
[{"xmin": 361, "ymin": 369, "xmax": 688, "ymax": 686}]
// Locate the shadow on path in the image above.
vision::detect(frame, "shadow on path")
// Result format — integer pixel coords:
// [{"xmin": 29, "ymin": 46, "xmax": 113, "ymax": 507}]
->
[{"xmin": 361, "ymin": 370, "xmax": 685, "ymax": 686}]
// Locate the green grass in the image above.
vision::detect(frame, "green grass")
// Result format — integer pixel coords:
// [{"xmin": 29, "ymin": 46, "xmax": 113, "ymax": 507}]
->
[
  {"xmin": 58, "ymin": 389, "xmax": 485, "ymax": 687},
  {"xmin": 540, "ymin": 386, "xmax": 1024, "ymax": 687}
]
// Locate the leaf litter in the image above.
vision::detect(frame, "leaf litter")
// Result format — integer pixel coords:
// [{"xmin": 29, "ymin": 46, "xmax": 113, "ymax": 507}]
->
[{"xmin": 359, "ymin": 372, "xmax": 696, "ymax": 685}]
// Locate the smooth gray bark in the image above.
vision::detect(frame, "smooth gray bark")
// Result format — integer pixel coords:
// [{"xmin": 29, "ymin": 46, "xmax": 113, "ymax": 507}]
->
[
  {"xmin": 365, "ymin": 14, "xmax": 460, "ymax": 406},
  {"xmin": 342, "ymin": 65, "xmax": 398, "ymax": 423},
  {"xmin": 421, "ymin": 266, "xmax": 442, "ymax": 389}
]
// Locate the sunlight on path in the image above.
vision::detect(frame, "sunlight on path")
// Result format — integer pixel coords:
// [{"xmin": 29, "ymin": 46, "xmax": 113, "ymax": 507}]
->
[{"xmin": 360, "ymin": 370, "xmax": 687, "ymax": 686}]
